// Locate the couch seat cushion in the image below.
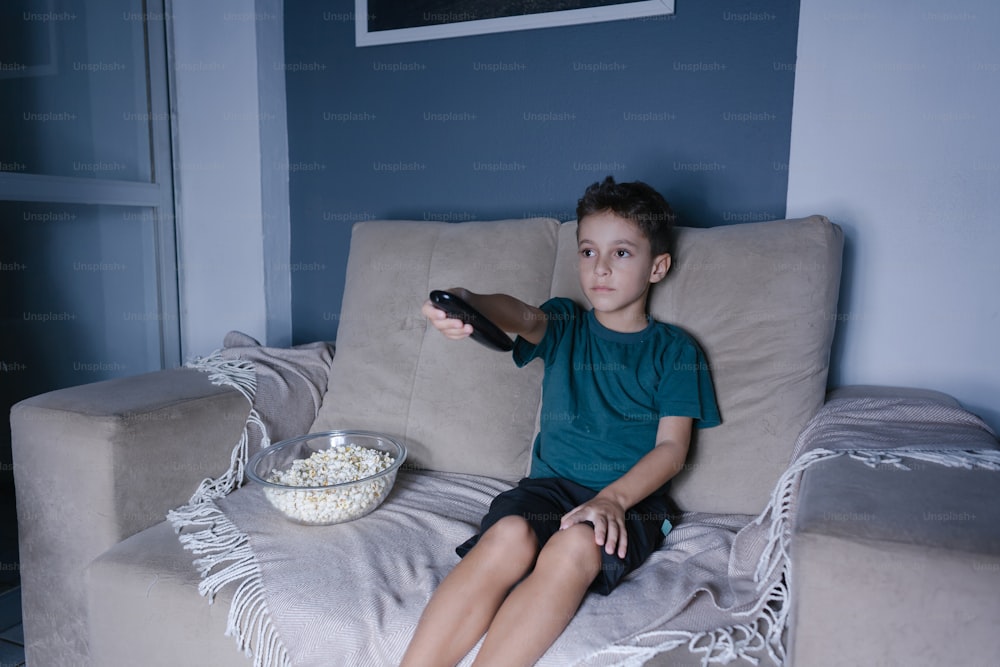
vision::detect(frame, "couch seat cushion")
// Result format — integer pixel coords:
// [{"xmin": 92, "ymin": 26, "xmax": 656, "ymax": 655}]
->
[{"xmin": 85, "ymin": 520, "xmax": 251, "ymax": 666}]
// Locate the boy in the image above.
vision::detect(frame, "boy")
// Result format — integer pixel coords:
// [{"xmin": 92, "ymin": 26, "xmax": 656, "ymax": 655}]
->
[{"xmin": 401, "ymin": 177, "xmax": 721, "ymax": 667}]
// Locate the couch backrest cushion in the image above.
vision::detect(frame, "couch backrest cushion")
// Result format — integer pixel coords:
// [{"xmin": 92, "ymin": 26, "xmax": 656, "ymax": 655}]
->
[
  {"xmin": 311, "ymin": 218, "xmax": 560, "ymax": 481},
  {"xmin": 551, "ymin": 215, "xmax": 843, "ymax": 514}
]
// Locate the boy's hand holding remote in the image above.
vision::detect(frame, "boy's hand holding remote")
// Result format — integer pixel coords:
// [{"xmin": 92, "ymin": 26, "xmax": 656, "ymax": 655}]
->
[
  {"xmin": 406, "ymin": 177, "xmax": 721, "ymax": 667},
  {"xmin": 422, "ymin": 287, "xmax": 546, "ymax": 346},
  {"xmin": 421, "ymin": 292, "xmax": 476, "ymax": 341}
]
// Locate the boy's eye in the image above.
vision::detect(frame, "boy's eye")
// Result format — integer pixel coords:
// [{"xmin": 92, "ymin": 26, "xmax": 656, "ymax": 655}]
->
[
  {"xmin": 615, "ymin": 249, "xmax": 631, "ymax": 258},
  {"xmin": 580, "ymin": 248, "xmax": 595, "ymax": 258}
]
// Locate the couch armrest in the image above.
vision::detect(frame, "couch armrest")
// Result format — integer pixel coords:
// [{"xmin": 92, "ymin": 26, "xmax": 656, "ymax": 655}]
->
[
  {"xmin": 826, "ymin": 383, "xmax": 964, "ymax": 407},
  {"xmin": 10, "ymin": 367, "xmax": 248, "ymax": 665},
  {"xmin": 788, "ymin": 390, "xmax": 1000, "ymax": 666}
]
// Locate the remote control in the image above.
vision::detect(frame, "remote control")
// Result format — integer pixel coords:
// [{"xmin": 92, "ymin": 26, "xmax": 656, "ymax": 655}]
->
[{"xmin": 429, "ymin": 290, "xmax": 514, "ymax": 352}]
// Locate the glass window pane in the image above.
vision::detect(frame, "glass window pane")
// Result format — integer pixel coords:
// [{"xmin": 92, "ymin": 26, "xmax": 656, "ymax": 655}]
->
[
  {"xmin": 0, "ymin": 201, "xmax": 166, "ymax": 409},
  {"xmin": 0, "ymin": 0, "xmax": 153, "ymax": 181}
]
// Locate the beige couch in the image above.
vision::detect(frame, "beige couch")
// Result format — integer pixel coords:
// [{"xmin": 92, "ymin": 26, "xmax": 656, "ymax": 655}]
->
[{"xmin": 11, "ymin": 215, "xmax": 1000, "ymax": 666}]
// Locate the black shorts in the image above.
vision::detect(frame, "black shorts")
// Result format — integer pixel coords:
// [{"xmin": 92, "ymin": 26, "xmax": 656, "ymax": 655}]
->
[{"xmin": 456, "ymin": 477, "xmax": 674, "ymax": 595}]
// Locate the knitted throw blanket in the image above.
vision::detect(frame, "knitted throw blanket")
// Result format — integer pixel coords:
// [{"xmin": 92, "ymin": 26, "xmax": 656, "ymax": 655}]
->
[{"xmin": 169, "ymin": 348, "xmax": 999, "ymax": 667}]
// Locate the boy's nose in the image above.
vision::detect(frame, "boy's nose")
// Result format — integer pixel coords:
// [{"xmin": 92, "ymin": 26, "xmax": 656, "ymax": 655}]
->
[{"xmin": 594, "ymin": 259, "xmax": 611, "ymax": 276}]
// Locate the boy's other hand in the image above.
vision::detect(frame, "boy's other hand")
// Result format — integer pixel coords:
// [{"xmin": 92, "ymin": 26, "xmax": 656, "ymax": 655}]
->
[
  {"xmin": 560, "ymin": 496, "xmax": 628, "ymax": 559},
  {"xmin": 422, "ymin": 297, "xmax": 474, "ymax": 341}
]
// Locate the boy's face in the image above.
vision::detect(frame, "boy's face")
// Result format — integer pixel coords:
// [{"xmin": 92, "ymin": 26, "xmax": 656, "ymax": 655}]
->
[{"xmin": 577, "ymin": 211, "xmax": 671, "ymax": 331}]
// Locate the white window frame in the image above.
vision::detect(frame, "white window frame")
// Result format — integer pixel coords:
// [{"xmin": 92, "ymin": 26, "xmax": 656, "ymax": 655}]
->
[{"xmin": 0, "ymin": 0, "xmax": 181, "ymax": 369}]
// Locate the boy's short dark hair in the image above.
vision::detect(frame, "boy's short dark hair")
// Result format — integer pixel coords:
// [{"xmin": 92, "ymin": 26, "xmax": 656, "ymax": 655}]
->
[{"xmin": 576, "ymin": 176, "xmax": 676, "ymax": 257}]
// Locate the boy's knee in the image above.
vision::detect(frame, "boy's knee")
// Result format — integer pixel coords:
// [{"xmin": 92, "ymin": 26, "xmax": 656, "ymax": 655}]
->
[
  {"xmin": 478, "ymin": 515, "xmax": 538, "ymax": 565},
  {"xmin": 537, "ymin": 524, "xmax": 602, "ymax": 579}
]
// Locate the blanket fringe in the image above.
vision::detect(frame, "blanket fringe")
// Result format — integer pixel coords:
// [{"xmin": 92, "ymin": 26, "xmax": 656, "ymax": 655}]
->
[
  {"xmin": 167, "ymin": 349, "xmax": 289, "ymax": 667},
  {"xmin": 183, "ymin": 351, "xmax": 270, "ymax": 505},
  {"xmin": 588, "ymin": 620, "xmax": 772, "ymax": 667},
  {"xmin": 169, "ymin": 502, "xmax": 290, "ymax": 667},
  {"xmin": 847, "ymin": 447, "xmax": 1000, "ymax": 471}
]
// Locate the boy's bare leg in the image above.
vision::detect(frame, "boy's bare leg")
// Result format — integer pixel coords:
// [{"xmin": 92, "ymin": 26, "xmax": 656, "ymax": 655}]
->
[
  {"xmin": 471, "ymin": 524, "xmax": 603, "ymax": 667},
  {"xmin": 401, "ymin": 516, "xmax": 539, "ymax": 667}
]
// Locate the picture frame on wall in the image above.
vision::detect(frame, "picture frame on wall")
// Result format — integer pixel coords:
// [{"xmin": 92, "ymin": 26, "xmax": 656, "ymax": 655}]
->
[{"xmin": 355, "ymin": 0, "xmax": 675, "ymax": 47}]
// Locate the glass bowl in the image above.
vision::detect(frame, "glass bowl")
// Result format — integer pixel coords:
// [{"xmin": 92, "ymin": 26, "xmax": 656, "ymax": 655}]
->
[{"xmin": 247, "ymin": 430, "xmax": 407, "ymax": 525}]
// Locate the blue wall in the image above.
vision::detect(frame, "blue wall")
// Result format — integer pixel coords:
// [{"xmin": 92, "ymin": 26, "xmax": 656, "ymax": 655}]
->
[{"xmin": 285, "ymin": 0, "xmax": 801, "ymax": 343}]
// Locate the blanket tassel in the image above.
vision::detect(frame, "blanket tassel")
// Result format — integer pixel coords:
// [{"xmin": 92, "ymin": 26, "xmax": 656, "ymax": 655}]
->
[{"xmin": 167, "ymin": 350, "xmax": 289, "ymax": 667}]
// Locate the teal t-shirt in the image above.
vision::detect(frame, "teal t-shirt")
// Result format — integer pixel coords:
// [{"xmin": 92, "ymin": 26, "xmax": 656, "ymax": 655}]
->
[{"xmin": 513, "ymin": 297, "xmax": 721, "ymax": 495}]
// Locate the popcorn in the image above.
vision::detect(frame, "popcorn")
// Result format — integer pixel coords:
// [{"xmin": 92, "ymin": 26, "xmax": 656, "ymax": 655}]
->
[{"xmin": 262, "ymin": 444, "xmax": 396, "ymax": 525}]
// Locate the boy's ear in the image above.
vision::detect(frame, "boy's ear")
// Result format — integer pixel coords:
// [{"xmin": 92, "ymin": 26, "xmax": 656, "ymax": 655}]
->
[{"xmin": 649, "ymin": 253, "xmax": 671, "ymax": 283}]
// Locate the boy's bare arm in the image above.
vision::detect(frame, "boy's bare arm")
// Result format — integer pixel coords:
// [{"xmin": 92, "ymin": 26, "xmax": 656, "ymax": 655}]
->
[
  {"xmin": 560, "ymin": 416, "xmax": 693, "ymax": 558},
  {"xmin": 423, "ymin": 287, "xmax": 547, "ymax": 345},
  {"xmin": 598, "ymin": 416, "xmax": 692, "ymax": 509}
]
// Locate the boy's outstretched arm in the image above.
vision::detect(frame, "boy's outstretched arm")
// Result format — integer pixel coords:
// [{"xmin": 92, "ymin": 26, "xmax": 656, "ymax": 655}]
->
[
  {"xmin": 560, "ymin": 415, "xmax": 693, "ymax": 558},
  {"xmin": 422, "ymin": 287, "xmax": 547, "ymax": 345}
]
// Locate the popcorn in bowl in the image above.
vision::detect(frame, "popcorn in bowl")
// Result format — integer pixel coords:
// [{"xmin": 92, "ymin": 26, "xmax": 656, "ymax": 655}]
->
[{"xmin": 247, "ymin": 431, "xmax": 407, "ymax": 525}]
